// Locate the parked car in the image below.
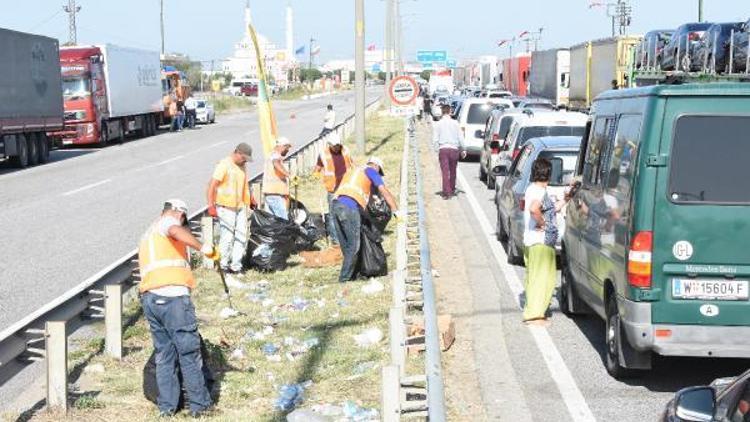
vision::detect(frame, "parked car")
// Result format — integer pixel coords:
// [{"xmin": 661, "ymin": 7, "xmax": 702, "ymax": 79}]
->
[
  {"xmin": 690, "ymin": 22, "xmax": 744, "ymax": 73},
  {"xmin": 195, "ymin": 100, "xmax": 215, "ymax": 124},
  {"xmin": 481, "ymin": 89, "xmax": 513, "ymax": 99},
  {"xmin": 457, "ymin": 97, "xmax": 514, "ymax": 158},
  {"xmin": 729, "ymin": 18, "xmax": 750, "ymax": 73},
  {"xmin": 517, "ymin": 98, "xmax": 557, "ymax": 110},
  {"xmin": 660, "ymin": 23, "xmax": 712, "ymax": 71},
  {"xmin": 562, "ymin": 83, "xmax": 750, "ymax": 379},
  {"xmin": 478, "ymin": 108, "xmax": 520, "ymax": 189},
  {"xmin": 495, "ymin": 136, "xmax": 582, "ymax": 265},
  {"xmin": 660, "ymin": 370, "xmax": 750, "ymax": 421},
  {"xmin": 497, "ymin": 110, "xmax": 587, "ymax": 174},
  {"xmin": 635, "ymin": 29, "xmax": 674, "ymax": 69}
]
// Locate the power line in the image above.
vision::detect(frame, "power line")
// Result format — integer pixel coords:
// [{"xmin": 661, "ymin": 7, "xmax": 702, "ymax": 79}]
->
[{"xmin": 28, "ymin": 10, "xmax": 64, "ymax": 33}]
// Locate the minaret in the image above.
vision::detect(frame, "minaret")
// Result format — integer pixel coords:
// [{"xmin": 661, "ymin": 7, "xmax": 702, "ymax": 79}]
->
[
  {"xmin": 244, "ymin": 0, "xmax": 252, "ymax": 30},
  {"xmin": 285, "ymin": 1, "xmax": 294, "ymax": 61}
]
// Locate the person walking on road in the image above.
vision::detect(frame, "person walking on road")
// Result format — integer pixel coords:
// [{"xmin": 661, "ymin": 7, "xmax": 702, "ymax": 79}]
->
[
  {"xmin": 523, "ymin": 158, "xmax": 571, "ymax": 325},
  {"xmin": 314, "ymin": 133, "xmax": 354, "ymax": 245},
  {"xmin": 332, "ymin": 157, "xmax": 401, "ymax": 283},
  {"xmin": 321, "ymin": 104, "xmax": 336, "ymax": 136},
  {"xmin": 207, "ymin": 143, "xmax": 255, "ymax": 280},
  {"xmin": 138, "ymin": 199, "xmax": 218, "ymax": 417},
  {"xmin": 185, "ymin": 95, "xmax": 197, "ymax": 129},
  {"xmin": 262, "ymin": 137, "xmax": 295, "ymax": 220},
  {"xmin": 432, "ymin": 104, "xmax": 466, "ymax": 199}
]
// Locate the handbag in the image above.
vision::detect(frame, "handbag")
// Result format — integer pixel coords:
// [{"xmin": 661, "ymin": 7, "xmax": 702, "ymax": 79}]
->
[{"xmin": 541, "ymin": 192, "xmax": 558, "ymax": 247}]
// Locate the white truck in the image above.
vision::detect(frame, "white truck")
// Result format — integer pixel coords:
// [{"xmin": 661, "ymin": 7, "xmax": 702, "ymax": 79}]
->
[
  {"xmin": 529, "ymin": 48, "xmax": 571, "ymax": 106},
  {"xmin": 428, "ymin": 70, "xmax": 454, "ymax": 95}
]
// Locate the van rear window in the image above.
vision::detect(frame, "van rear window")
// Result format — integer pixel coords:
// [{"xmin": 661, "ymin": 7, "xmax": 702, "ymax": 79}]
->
[
  {"xmin": 518, "ymin": 126, "xmax": 585, "ymax": 146},
  {"xmin": 669, "ymin": 115, "xmax": 750, "ymax": 203},
  {"xmin": 467, "ymin": 104, "xmax": 494, "ymax": 124}
]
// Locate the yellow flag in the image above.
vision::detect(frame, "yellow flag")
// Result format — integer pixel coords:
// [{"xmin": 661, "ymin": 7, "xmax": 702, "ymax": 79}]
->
[{"xmin": 247, "ymin": 23, "xmax": 279, "ymax": 158}]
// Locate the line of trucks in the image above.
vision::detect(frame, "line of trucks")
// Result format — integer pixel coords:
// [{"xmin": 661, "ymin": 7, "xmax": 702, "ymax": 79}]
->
[{"xmin": 0, "ymin": 27, "xmax": 190, "ymax": 168}]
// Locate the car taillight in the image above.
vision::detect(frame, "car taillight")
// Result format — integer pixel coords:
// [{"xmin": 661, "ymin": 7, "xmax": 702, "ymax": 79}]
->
[
  {"xmin": 627, "ymin": 231, "xmax": 653, "ymax": 288},
  {"xmin": 519, "ymin": 198, "xmax": 525, "ymax": 211},
  {"xmin": 512, "ymin": 148, "xmax": 521, "ymax": 160}
]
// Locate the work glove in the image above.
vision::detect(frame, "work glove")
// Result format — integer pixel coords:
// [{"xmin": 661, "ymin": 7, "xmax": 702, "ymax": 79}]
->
[
  {"xmin": 207, "ymin": 205, "xmax": 218, "ymax": 218},
  {"xmin": 201, "ymin": 244, "xmax": 220, "ymax": 261},
  {"xmin": 312, "ymin": 171, "xmax": 322, "ymax": 180},
  {"xmin": 290, "ymin": 175, "xmax": 301, "ymax": 186}
]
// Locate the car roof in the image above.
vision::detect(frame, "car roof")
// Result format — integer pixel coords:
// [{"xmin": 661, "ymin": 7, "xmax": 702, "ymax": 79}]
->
[
  {"xmin": 596, "ymin": 83, "xmax": 750, "ymax": 101},
  {"xmin": 515, "ymin": 111, "xmax": 588, "ymax": 127},
  {"xmin": 527, "ymin": 136, "xmax": 583, "ymax": 150}
]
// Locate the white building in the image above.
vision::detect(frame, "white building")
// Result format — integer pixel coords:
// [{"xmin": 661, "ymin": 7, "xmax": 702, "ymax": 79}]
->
[
  {"xmin": 221, "ymin": 1, "xmax": 296, "ymax": 87},
  {"xmin": 322, "ymin": 49, "xmax": 384, "ymax": 74}
]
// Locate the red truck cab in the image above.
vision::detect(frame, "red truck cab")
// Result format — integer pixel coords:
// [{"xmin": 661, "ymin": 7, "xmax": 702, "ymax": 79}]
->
[{"xmin": 501, "ymin": 55, "xmax": 532, "ymax": 97}]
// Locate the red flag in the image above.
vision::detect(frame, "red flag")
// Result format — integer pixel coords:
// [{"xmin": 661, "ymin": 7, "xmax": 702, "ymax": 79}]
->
[{"xmin": 367, "ymin": 43, "xmax": 376, "ymax": 51}]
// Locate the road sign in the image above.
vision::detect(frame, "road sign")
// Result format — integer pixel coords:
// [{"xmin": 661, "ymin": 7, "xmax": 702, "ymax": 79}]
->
[
  {"xmin": 417, "ymin": 50, "xmax": 448, "ymax": 63},
  {"xmin": 446, "ymin": 59, "xmax": 457, "ymax": 68},
  {"xmin": 388, "ymin": 75, "xmax": 419, "ymax": 106}
]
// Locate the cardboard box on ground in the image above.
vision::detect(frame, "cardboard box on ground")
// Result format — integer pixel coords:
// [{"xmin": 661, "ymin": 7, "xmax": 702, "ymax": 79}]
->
[{"xmin": 407, "ymin": 314, "xmax": 456, "ymax": 355}]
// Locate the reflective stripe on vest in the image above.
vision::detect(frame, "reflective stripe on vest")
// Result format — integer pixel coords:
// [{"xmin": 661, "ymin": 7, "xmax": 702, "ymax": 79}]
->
[
  {"xmin": 320, "ymin": 147, "xmax": 353, "ymax": 193},
  {"xmin": 215, "ymin": 158, "xmax": 251, "ymax": 208},
  {"xmin": 138, "ymin": 220, "xmax": 195, "ymax": 293},
  {"xmin": 262, "ymin": 156, "xmax": 289, "ymax": 196},
  {"xmin": 334, "ymin": 166, "xmax": 371, "ymax": 209}
]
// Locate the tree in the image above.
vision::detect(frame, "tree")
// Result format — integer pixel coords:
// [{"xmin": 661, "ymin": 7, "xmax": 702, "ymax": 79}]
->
[
  {"xmin": 420, "ymin": 70, "xmax": 431, "ymax": 81},
  {"xmin": 300, "ymin": 68, "xmax": 323, "ymax": 82},
  {"xmin": 377, "ymin": 71, "xmax": 386, "ymax": 81}
]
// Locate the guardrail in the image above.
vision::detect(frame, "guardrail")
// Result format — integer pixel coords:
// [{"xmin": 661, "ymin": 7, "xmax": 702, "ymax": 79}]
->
[
  {"xmin": 381, "ymin": 117, "xmax": 446, "ymax": 421},
  {"xmin": 0, "ymin": 97, "xmax": 380, "ymax": 412}
]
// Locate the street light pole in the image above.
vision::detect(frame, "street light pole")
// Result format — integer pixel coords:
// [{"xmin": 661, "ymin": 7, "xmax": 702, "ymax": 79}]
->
[
  {"xmin": 160, "ymin": 0, "xmax": 165, "ymax": 57},
  {"xmin": 698, "ymin": 0, "xmax": 704, "ymax": 22},
  {"xmin": 384, "ymin": 0, "xmax": 393, "ymax": 106},
  {"xmin": 355, "ymin": 0, "xmax": 366, "ymax": 154},
  {"xmin": 394, "ymin": 0, "xmax": 401, "ymax": 75}
]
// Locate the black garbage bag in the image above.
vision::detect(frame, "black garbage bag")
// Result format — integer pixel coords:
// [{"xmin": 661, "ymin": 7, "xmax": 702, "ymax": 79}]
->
[
  {"xmin": 243, "ymin": 210, "xmax": 302, "ymax": 272},
  {"xmin": 366, "ymin": 194, "xmax": 392, "ymax": 235},
  {"xmin": 355, "ymin": 220, "xmax": 388, "ymax": 278},
  {"xmin": 143, "ymin": 335, "xmax": 216, "ymax": 409},
  {"xmin": 295, "ymin": 213, "xmax": 325, "ymax": 252}
]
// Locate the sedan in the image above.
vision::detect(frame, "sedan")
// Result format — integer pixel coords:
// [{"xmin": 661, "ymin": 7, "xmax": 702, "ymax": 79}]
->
[
  {"xmin": 495, "ymin": 136, "xmax": 581, "ymax": 266},
  {"xmin": 195, "ymin": 100, "xmax": 216, "ymax": 124},
  {"xmin": 660, "ymin": 22, "xmax": 712, "ymax": 71}
]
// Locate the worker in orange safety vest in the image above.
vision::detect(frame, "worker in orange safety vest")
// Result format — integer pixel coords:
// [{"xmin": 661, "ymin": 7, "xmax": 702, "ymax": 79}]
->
[
  {"xmin": 138, "ymin": 198, "xmax": 218, "ymax": 417},
  {"xmin": 207, "ymin": 143, "xmax": 255, "ymax": 281},
  {"xmin": 262, "ymin": 137, "xmax": 295, "ymax": 220},
  {"xmin": 313, "ymin": 133, "xmax": 354, "ymax": 245}
]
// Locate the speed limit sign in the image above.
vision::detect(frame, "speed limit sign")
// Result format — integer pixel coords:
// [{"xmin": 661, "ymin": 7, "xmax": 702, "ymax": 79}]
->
[{"xmin": 389, "ymin": 75, "xmax": 420, "ymax": 106}]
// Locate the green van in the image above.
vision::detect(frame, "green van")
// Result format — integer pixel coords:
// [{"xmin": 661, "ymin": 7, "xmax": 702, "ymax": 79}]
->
[{"xmin": 562, "ymin": 83, "xmax": 750, "ymax": 378}]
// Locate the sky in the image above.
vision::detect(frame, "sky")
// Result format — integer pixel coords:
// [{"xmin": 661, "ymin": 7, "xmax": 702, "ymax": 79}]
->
[{"xmin": 1, "ymin": 0, "xmax": 748, "ymax": 65}]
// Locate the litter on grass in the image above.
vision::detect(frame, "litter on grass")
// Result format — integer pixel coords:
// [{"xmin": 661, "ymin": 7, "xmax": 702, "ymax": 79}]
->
[
  {"xmin": 219, "ymin": 307, "xmax": 239, "ymax": 319},
  {"xmin": 275, "ymin": 381, "xmax": 313, "ymax": 412},
  {"xmin": 262, "ymin": 343, "xmax": 279, "ymax": 355},
  {"xmin": 230, "ymin": 347, "xmax": 245, "ymax": 360},
  {"xmin": 225, "ymin": 275, "xmax": 250, "ymax": 289},
  {"xmin": 343, "ymin": 401, "xmax": 379, "ymax": 421},
  {"xmin": 361, "ymin": 279, "xmax": 384, "ymax": 295},
  {"xmin": 353, "ymin": 328, "xmax": 383, "ymax": 348}
]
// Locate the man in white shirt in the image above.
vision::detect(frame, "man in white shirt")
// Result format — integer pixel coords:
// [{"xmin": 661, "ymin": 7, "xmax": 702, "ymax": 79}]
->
[
  {"xmin": 185, "ymin": 96, "xmax": 197, "ymax": 129},
  {"xmin": 432, "ymin": 104, "xmax": 466, "ymax": 199},
  {"xmin": 321, "ymin": 104, "xmax": 336, "ymax": 135}
]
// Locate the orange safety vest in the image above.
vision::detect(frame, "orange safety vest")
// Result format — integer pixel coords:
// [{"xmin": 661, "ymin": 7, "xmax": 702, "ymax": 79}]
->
[
  {"xmin": 215, "ymin": 157, "xmax": 251, "ymax": 208},
  {"xmin": 138, "ymin": 219, "xmax": 195, "ymax": 293},
  {"xmin": 320, "ymin": 146, "xmax": 353, "ymax": 193},
  {"xmin": 335, "ymin": 166, "xmax": 372, "ymax": 209},
  {"xmin": 262, "ymin": 154, "xmax": 289, "ymax": 196}
]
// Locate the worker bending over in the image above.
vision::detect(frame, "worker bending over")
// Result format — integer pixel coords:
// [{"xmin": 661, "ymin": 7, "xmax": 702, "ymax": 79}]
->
[
  {"xmin": 207, "ymin": 143, "xmax": 254, "ymax": 281},
  {"xmin": 138, "ymin": 199, "xmax": 218, "ymax": 417},
  {"xmin": 314, "ymin": 133, "xmax": 354, "ymax": 245},
  {"xmin": 262, "ymin": 137, "xmax": 296, "ymax": 220},
  {"xmin": 332, "ymin": 157, "xmax": 400, "ymax": 282}
]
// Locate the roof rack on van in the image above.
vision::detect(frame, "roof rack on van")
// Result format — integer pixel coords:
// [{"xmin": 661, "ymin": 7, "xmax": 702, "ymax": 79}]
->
[{"xmin": 632, "ymin": 70, "xmax": 750, "ymax": 87}]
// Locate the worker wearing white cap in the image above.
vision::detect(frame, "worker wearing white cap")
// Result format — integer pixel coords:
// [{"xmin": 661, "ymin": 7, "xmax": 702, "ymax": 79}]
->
[
  {"xmin": 138, "ymin": 199, "xmax": 217, "ymax": 417},
  {"xmin": 332, "ymin": 157, "xmax": 402, "ymax": 282},
  {"xmin": 262, "ymin": 137, "xmax": 295, "ymax": 220},
  {"xmin": 314, "ymin": 133, "xmax": 354, "ymax": 245}
]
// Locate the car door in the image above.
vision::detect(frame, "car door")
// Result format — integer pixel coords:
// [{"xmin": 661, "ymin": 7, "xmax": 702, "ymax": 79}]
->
[{"xmin": 500, "ymin": 144, "xmax": 533, "ymax": 241}]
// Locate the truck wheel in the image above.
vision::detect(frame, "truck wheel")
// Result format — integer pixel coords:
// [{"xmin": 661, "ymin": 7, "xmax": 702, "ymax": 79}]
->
[
  {"xmin": 99, "ymin": 122, "xmax": 109, "ymax": 146},
  {"xmin": 27, "ymin": 134, "xmax": 39, "ymax": 166},
  {"xmin": 559, "ymin": 262, "xmax": 587, "ymax": 316},
  {"xmin": 38, "ymin": 133, "xmax": 50, "ymax": 164},
  {"xmin": 605, "ymin": 295, "xmax": 634, "ymax": 379},
  {"xmin": 10, "ymin": 135, "xmax": 29, "ymax": 168}
]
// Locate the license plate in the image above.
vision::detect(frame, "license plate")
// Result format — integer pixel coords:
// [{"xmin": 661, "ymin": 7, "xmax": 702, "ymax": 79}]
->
[{"xmin": 672, "ymin": 279, "xmax": 749, "ymax": 301}]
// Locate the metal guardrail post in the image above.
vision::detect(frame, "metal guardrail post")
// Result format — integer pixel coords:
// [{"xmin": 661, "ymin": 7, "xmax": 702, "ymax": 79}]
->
[
  {"xmin": 104, "ymin": 284, "xmax": 123, "ymax": 360},
  {"xmin": 381, "ymin": 365, "xmax": 401, "ymax": 422},
  {"xmin": 45, "ymin": 320, "xmax": 67, "ymax": 411},
  {"xmin": 389, "ymin": 307, "xmax": 406, "ymax": 376}
]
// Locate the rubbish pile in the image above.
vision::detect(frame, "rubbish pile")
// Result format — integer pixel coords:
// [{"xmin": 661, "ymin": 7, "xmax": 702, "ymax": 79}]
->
[{"xmin": 244, "ymin": 208, "xmax": 323, "ymax": 273}]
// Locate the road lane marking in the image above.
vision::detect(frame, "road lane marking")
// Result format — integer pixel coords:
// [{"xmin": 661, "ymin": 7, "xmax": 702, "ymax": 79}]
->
[
  {"xmin": 156, "ymin": 155, "xmax": 184, "ymax": 166},
  {"xmin": 61, "ymin": 179, "xmax": 111, "ymax": 197},
  {"xmin": 209, "ymin": 141, "xmax": 227, "ymax": 148},
  {"xmin": 457, "ymin": 169, "xmax": 597, "ymax": 422}
]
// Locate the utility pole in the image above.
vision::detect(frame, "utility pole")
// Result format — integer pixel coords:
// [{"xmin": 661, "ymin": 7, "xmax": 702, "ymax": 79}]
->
[
  {"xmin": 308, "ymin": 37, "xmax": 315, "ymax": 70},
  {"xmin": 698, "ymin": 0, "xmax": 704, "ymax": 22},
  {"xmin": 160, "ymin": 0, "xmax": 165, "ymax": 56},
  {"xmin": 63, "ymin": 0, "xmax": 81, "ymax": 45},
  {"xmin": 384, "ymin": 0, "xmax": 393, "ymax": 107},
  {"xmin": 394, "ymin": 0, "xmax": 401, "ymax": 75},
  {"xmin": 354, "ymin": 0, "xmax": 365, "ymax": 154}
]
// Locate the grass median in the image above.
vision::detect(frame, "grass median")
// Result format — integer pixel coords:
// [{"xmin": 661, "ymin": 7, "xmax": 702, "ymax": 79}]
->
[{"xmin": 26, "ymin": 110, "xmax": 405, "ymax": 422}]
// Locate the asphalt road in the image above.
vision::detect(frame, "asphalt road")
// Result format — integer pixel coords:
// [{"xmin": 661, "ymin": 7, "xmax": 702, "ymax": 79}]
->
[
  {"xmin": 0, "ymin": 89, "xmax": 376, "ymax": 335},
  {"xmin": 446, "ymin": 158, "xmax": 750, "ymax": 421}
]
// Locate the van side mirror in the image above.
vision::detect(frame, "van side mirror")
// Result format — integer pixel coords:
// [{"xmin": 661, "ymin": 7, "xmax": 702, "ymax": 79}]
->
[
  {"xmin": 673, "ymin": 387, "xmax": 715, "ymax": 422},
  {"xmin": 475, "ymin": 130, "xmax": 484, "ymax": 138},
  {"xmin": 493, "ymin": 166, "xmax": 508, "ymax": 177}
]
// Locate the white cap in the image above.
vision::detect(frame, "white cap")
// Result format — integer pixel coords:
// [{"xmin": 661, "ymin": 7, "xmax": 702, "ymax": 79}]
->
[
  {"xmin": 327, "ymin": 133, "xmax": 342, "ymax": 146},
  {"xmin": 367, "ymin": 156, "xmax": 385, "ymax": 175},
  {"xmin": 276, "ymin": 137, "xmax": 291, "ymax": 146},
  {"xmin": 164, "ymin": 198, "xmax": 188, "ymax": 215}
]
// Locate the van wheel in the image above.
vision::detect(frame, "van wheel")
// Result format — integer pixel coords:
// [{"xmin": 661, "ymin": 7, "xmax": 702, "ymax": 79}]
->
[
  {"xmin": 27, "ymin": 134, "xmax": 39, "ymax": 166},
  {"xmin": 10, "ymin": 135, "xmax": 29, "ymax": 168},
  {"xmin": 559, "ymin": 263, "xmax": 587, "ymax": 316},
  {"xmin": 605, "ymin": 296, "xmax": 634, "ymax": 378},
  {"xmin": 496, "ymin": 212, "xmax": 507, "ymax": 242}
]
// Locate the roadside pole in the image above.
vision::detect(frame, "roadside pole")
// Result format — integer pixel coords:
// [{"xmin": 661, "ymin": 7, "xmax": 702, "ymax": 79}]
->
[
  {"xmin": 394, "ymin": 0, "xmax": 401, "ymax": 75},
  {"xmin": 384, "ymin": 0, "xmax": 394, "ymax": 107},
  {"xmin": 698, "ymin": 0, "xmax": 704, "ymax": 22},
  {"xmin": 355, "ymin": 0, "xmax": 366, "ymax": 154}
]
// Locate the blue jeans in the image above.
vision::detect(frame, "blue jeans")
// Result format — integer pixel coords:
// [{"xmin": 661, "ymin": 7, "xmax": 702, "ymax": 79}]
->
[
  {"xmin": 141, "ymin": 293, "xmax": 211, "ymax": 414},
  {"xmin": 332, "ymin": 200, "xmax": 361, "ymax": 282},
  {"xmin": 326, "ymin": 192, "xmax": 339, "ymax": 244},
  {"xmin": 264, "ymin": 194, "xmax": 288, "ymax": 220},
  {"xmin": 217, "ymin": 206, "xmax": 247, "ymax": 273}
]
